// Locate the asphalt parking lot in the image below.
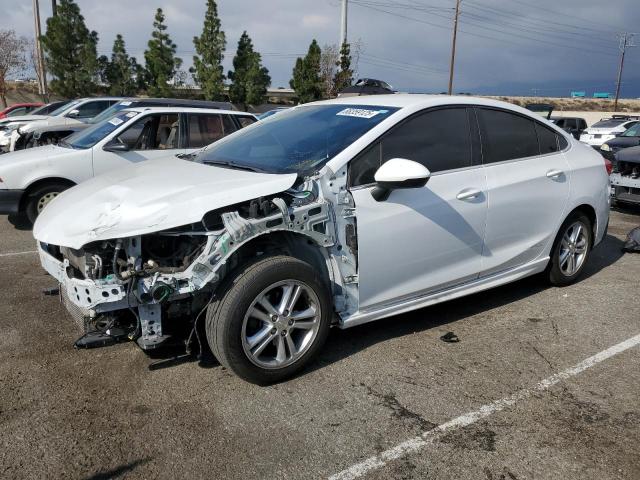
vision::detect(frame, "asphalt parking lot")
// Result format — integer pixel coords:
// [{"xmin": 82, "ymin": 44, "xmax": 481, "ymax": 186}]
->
[{"xmin": 1, "ymin": 208, "xmax": 639, "ymax": 480}]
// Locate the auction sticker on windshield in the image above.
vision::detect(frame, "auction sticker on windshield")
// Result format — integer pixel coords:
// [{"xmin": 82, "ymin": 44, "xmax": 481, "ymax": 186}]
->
[
  {"xmin": 336, "ymin": 108, "xmax": 386, "ymax": 119},
  {"xmin": 109, "ymin": 118, "xmax": 124, "ymax": 126}
]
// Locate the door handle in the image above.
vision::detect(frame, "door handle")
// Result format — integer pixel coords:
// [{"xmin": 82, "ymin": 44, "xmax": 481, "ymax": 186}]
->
[
  {"xmin": 456, "ymin": 188, "xmax": 482, "ymax": 201},
  {"xmin": 546, "ymin": 169, "xmax": 564, "ymax": 178}
]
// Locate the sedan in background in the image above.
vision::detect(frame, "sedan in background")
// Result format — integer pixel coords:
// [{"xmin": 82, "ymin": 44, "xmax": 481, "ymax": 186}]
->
[
  {"xmin": 600, "ymin": 122, "xmax": 640, "ymax": 161},
  {"xmin": 580, "ymin": 116, "xmax": 639, "ymax": 148}
]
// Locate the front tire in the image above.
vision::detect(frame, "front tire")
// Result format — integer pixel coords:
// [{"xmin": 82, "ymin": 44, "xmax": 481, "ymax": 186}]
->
[
  {"xmin": 205, "ymin": 255, "xmax": 332, "ymax": 385},
  {"xmin": 25, "ymin": 183, "xmax": 70, "ymax": 224},
  {"xmin": 547, "ymin": 212, "xmax": 593, "ymax": 286}
]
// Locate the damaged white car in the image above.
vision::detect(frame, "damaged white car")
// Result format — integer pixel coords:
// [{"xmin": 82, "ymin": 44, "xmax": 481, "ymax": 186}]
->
[{"xmin": 33, "ymin": 95, "xmax": 610, "ymax": 384}]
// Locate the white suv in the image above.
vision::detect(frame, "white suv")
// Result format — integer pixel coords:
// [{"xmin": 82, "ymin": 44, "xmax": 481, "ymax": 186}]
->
[
  {"xmin": 0, "ymin": 107, "xmax": 256, "ymax": 223},
  {"xmin": 33, "ymin": 95, "xmax": 610, "ymax": 384},
  {"xmin": 579, "ymin": 116, "xmax": 639, "ymax": 148}
]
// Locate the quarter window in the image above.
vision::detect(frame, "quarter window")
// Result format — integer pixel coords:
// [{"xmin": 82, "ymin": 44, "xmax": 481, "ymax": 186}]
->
[
  {"xmin": 477, "ymin": 108, "xmax": 539, "ymax": 163},
  {"xmin": 236, "ymin": 115, "xmax": 257, "ymax": 128},
  {"xmin": 535, "ymin": 122, "xmax": 560, "ymax": 155},
  {"xmin": 350, "ymin": 107, "xmax": 473, "ymax": 186},
  {"xmin": 187, "ymin": 114, "xmax": 236, "ymax": 148}
]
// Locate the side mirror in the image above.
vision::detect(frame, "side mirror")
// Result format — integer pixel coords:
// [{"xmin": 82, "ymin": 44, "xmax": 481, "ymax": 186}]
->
[
  {"xmin": 103, "ymin": 139, "xmax": 130, "ymax": 153},
  {"xmin": 371, "ymin": 158, "xmax": 431, "ymax": 202},
  {"xmin": 67, "ymin": 109, "xmax": 80, "ymax": 118}
]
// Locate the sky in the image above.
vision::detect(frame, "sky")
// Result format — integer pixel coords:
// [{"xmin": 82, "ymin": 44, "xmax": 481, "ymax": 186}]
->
[{"xmin": 3, "ymin": 0, "xmax": 640, "ymax": 97}]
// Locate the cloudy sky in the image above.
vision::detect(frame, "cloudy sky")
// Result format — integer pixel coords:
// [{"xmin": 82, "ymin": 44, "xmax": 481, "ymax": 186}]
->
[{"xmin": 4, "ymin": 0, "xmax": 640, "ymax": 97}]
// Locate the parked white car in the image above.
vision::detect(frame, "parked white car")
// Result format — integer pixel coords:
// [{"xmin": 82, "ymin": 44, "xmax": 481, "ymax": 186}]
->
[
  {"xmin": 33, "ymin": 95, "xmax": 610, "ymax": 384},
  {"xmin": 0, "ymin": 98, "xmax": 121, "ymax": 153},
  {"xmin": 0, "ymin": 107, "xmax": 257, "ymax": 223},
  {"xmin": 579, "ymin": 115, "xmax": 639, "ymax": 148}
]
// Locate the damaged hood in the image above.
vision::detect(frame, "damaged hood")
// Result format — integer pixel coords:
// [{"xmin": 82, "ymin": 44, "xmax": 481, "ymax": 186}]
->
[{"xmin": 33, "ymin": 156, "xmax": 297, "ymax": 249}]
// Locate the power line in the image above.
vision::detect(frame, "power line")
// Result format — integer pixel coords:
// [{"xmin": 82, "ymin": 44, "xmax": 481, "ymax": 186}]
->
[
  {"xmin": 351, "ymin": 0, "xmax": 625, "ymax": 59},
  {"xmin": 459, "ymin": 10, "xmax": 619, "ymax": 50},
  {"xmin": 464, "ymin": 0, "xmax": 617, "ymax": 35},
  {"xmin": 362, "ymin": 53, "xmax": 449, "ymax": 74},
  {"xmin": 508, "ymin": 0, "xmax": 626, "ymax": 32}
]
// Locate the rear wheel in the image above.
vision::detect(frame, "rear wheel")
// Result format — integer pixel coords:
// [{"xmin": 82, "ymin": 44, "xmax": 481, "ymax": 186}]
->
[
  {"xmin": 547, "ymin": 212, "xmax": 593, "ymax": 286},
  {"xmin": 205, "ymin": 255, "xmax": 332, "ymax": 384},
  {"xmin": 25, "ymin": 182, "xmax": 70, "ymax": 224}
]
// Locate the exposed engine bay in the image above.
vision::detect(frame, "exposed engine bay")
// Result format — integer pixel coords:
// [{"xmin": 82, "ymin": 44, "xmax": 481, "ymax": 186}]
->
[{"xmin": 39, "ymin": 169, "xmax": 359, "ymax": 352}]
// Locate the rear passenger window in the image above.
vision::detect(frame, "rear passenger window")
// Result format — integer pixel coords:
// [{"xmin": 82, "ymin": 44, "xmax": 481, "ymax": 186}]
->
[
  {"xmin": 478, "ymin": 108, "xmax": 539, "ymax": 163},
  {"xmin": 187, "ymin": 114, "xmax": 236, "ymax": 148},
  {"xmin": 535, "ymin": 123, "xmax": 560, "ymax": 154},
  {"xmin": 236, "ymin": 115, "xmax": 257, "ymax": 128},
  {"xmin": 350, "ymin": 107, "xmax": 473, "ymax": 186}
]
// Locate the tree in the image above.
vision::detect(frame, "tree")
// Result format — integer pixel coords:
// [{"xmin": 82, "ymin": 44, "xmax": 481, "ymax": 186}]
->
[
  {"xmin": 0, "ymin": 30, "xmax": 28, "ymax": 107},
  {"xmin": 290, "ymin": 39, "xmax": 322, "ymax": 104},
  {"xmin": 333, "ymin": 41, "xmax": 353, "ymax": 95},
  {"xmin": 228, "ymin": 32, "xmax": 271, "ymax": 110},
  {"xmin": 40, "ymin": 0, "xmax": 99, "ymax": 97},
  {"xmin": 319, "ymin": 43, "xmax": 338, "ymax": 99},
  {"xmin": 144, "ymin": 8, "xmax": 182, "ymax": 97},
  {"xmin": 133, "ymin": 60, "xmax": 149, "ymax": 92},
  {"xmin": 191, "ymin": 0, "xmax": 226, "ymax": 100},
  {"xmin": 104, "ymin": 34, "xmax": 137, "ymax": 96}
]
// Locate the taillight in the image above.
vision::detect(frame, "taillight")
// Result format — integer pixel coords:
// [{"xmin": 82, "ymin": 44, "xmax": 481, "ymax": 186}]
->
[{"xmin": 604, "ymin": 158, "xmax": 613, "ymax": 175}]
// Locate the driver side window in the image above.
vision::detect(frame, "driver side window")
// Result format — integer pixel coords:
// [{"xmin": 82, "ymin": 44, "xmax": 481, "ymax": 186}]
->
[
  {"xmin": 349, "ymin": 107, "xmax": 473, "ymax": 187},
  {"xmin": 116, "ymin": 114, "xmax": 180, "ymax": 150}
]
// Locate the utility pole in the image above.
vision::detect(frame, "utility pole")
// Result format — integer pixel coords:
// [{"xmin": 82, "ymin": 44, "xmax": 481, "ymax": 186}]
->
[
  {"xmin": 340, "ymin": 0, "xmax": 348, "ymax": 47},
  {"xmin": 32, "ymin": 0, "xmax": 48, "ymax": 101},
  {"xmin": 614, "ymin": 33, "xmax": 636, "ymax": 111},
  {"xmin": 448, "ymin": 0, "xmax": 461, "ymax": 95},
  {"xmin": 51, "ymin": 0, "xmax": 57, "ymax": 16}
]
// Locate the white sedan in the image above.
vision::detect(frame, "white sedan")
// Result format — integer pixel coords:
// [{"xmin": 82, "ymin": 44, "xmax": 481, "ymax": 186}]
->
[
  {"xmin": 33, "ymin": 95, "xmax": 610, "ymax": 384},
  {"xmin": 0, "ymin": 107, "xmax": 257, "ymax": 223}
]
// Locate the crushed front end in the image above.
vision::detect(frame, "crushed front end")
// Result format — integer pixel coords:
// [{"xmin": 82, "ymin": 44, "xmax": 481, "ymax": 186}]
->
[{"xmin": 36, "ymin": 182, "xmax": 352, "ymax": 351}]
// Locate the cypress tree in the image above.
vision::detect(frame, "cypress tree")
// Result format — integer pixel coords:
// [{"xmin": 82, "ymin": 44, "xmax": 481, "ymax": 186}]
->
[
  {"xmin": 144, "ymin": 8, "xmax": 182, "ymax": 97},
  {"xmin": 191, "ymin": 0, "xmax": 226, "ymax": 100},
  {"xmin": 105, "ymin": 34, "xmax": 137, "ymax": 96},
  {"xmin": 290, "ymin": 39, "xmax": 322, "ymax": 104},
  {"xmin": 228, "ymin": 32, "xmax": 271, "ymax": 110},
  {"xmin": 333, "ymin": 41, "xmax": 353, "ymax": 96}
]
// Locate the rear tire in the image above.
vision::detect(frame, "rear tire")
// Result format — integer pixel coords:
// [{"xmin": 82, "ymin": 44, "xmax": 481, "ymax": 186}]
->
[
  {"xmin": 205, "ymin": 255, "xmax": 332, "ymax": 385},
  {"xmin": 25, "ymin": 182, "xmax": 70, "ymax": 224},
  {"xmin": 547, "ymin": 212, "xmax": 593, "ymax": 286}
]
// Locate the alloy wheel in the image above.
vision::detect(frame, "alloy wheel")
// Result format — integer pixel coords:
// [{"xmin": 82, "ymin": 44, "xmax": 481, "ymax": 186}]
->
[
  {"xmin": 241, "ymin": 280, "xmax": 321, "ymax": 369},
  {"xmin": 559, "ymin": 221, "xmax": 588, "ymax": 276}
]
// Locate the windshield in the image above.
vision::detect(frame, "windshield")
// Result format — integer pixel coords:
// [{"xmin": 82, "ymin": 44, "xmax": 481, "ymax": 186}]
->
[
  {"xmin": 622, "ymin": 123, "xmax": 640, "ymax": 137},
  {"xmin": 197, "ymin": 104, "xmax": 398, "ymax": 174},
  {"xmin": 89, "ymin": 101, "xmax": 134, "ymax": 124},
  {"xmin": 50, "ymin": 99, "xmax": 81, "ymax": 117},
  {"xmin": 63, "ymin": 111, "xmax": 139, "ymax": 149},
  {"xmin": 591, "ymin": 119, "xmax": 628, "ymax": 129}
]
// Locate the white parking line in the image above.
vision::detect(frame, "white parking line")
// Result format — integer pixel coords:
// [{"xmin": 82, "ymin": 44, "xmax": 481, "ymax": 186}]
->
[
  {"xmin": 0, "ymin": 250, "xmax": 38, "ymax": 257},
  {"xmin": 329, "ymin": 333, "xmax": 640, "ymax": 480}
]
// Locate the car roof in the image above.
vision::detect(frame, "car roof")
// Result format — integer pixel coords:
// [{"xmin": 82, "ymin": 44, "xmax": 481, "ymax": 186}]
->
[
  {"xmin": 305, "ymin": 94, "xmax": 545, "ymax": 117},
  {"xmin": 117, "ymin": 97, "xmax": 232, "ymax": 107},
  {"xmin": 124, "ymin": 106, "xmax": 254, "ymax": 116}
]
